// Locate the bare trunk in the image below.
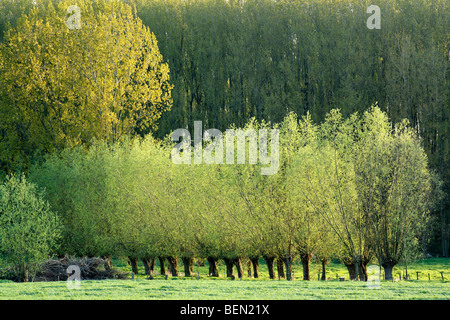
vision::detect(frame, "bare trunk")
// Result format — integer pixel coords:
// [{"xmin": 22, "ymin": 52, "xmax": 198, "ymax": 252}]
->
[
  {"xmin": 352, "ymin": 257, "xmax": 369, "ymax": 281},
  {"xmin": 355, "ymin": 261, "xmax": 362, "ymax": 281},
  {"xmin": 158, "ymin": 256, "xmax": 166, "ymax": 275},
  {"xmin": 404, "ymin": 260, "xmax": 408, "ymax": 280},
  {"xmin": 321, "ymin": 258, "xmax": 327, "ymax": 280},
  {"xmin": 360, "ymin": 260, "xmax": 368, "ymax": 281},
  {"xmin": 207, "ymin": 257, "xmax": 219, "ymax": 277},
  {"xmin": 276, "ymin": 258, "xmax": 285, "ymax": 279},
  {"xmin": 383, "ymin": 264, "xmax": 393, "ymax": 280},
  {"xmin": 182, "ymin": 257, "xmax": 193, "ymax": 277},
  {"xmin": 142, "ymin": 257, "xmax": 152, "ymax": 275},
  {"xmin": 263, "ymin": 256, "xmax": 275, "ymax": 279},
  {"xmin": 300, "ymin": 253, "xmax": 312, "ymax": 280},
  {"xmin": 382, "ymin": 261, "xmax": 396, "ymax": 281},
  {"xmin": 283, "ymin": 256, "xmax": 293, "ymax": 281},
  {"xmin": 234, "ymin": 258, "xmax": 244, "ymax": 279},
  {"xmin": 344, "ymin": 258, "xmax": 356, "ymax": 280},
  {"xmin": 223, "ymin": 258, "xmax": 234, "ymax": 277},
  {"xmin": 167, "ymin": 256, "xmax": 178, "ymax": 276},
  {"xmin": 250, "ymin": 257, "xmax": 259, "ymax": 278},
  {"xmin": 150, "ymin": 257, "xmax": 156, "ymax": 272},
  {"xmin": 128, "ymin": 256, "xmax": 138, "ymax": 275},
  {"xmin": 246, "ymin": 259, "xmax": 252, "ymax": 278}
]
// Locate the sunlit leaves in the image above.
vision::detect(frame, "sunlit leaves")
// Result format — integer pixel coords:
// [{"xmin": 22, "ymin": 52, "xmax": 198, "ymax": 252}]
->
[{"xmin": 0, "ymin": 0, "xmax": 173, "ymax": 172}]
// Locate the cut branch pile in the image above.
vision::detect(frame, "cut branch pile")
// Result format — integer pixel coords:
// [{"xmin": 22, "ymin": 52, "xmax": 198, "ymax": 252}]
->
[{"xmin": 34, "ymin": 256, "xmax": 127, "ymax": 281}]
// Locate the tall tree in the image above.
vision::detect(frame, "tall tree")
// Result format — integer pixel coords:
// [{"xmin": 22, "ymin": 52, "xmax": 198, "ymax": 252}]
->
[
  {"xmin": 354, "ymin": 109, "xmax": 435, "ymax": 280},
  {"xmin": 0, "ymin": 0, "xmax": 173, "ymax": 172}
]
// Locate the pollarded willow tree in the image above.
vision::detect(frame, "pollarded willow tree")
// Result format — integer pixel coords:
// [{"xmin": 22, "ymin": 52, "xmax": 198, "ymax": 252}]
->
[
  {"xmin": 219, "ymin": 113, "xmax": 325, "ymax": 281},
  {"xmin": 218, "ymin": 119, "xmax": 279, "ymax": 279},
  {"xmin": 288, "ymin": 138, "xmax": 364, "ymax": 279},
  {"xmin": 318, "ymin": 109, "xmax": 373, "ymax": 281},
  {"xmin": 278, "ymin": 112, "xmax": 325, "ymax": 281},
  {"xmin": 29, "ymin": 141, "xmax": 129, "ymax": 260},
  {"xmin": 288, "ymin": 107, "xmax": 437, "ymax": 281},
  {"xmin": 0, "ymin": 0, "xmax": 172, "ymax": 172},
  {"xmin": 29, "ymin": 136, "xmax": 182, "ymax": 274},
  {"xmin": 103, "ymin": 137, "xmax": 166, "ymax": 274},
  {"xmin": 353, "ymin": 108, "xmax": 434, "ymax": 280},
  {"xmin": 28, "ymin": 106, "xmax": 437, "ymax": 280}
]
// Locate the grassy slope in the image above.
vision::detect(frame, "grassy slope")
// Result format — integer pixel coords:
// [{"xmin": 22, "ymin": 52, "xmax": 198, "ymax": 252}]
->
[{"xmin": 0, "ymin": 258, "xmax": 449, "ymax": 299}]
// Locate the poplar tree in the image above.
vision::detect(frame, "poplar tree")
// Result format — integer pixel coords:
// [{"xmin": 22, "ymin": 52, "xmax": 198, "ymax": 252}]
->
[{"xmin": 0, "ymin": 0, "xmax": 172, "ymax": 172}]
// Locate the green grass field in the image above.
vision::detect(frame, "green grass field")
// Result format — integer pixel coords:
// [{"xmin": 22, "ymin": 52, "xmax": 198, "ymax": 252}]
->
[
  {"xmin": 108, "ymin": 257, "xmax": 450, "ymax": 281},
  {"xmin": 0, "ymin": 258, "xmax": 449, "ymax": 300},
  {"xmin": 0, "ymin": 278, "xmax": 448, "ymax": 300}
]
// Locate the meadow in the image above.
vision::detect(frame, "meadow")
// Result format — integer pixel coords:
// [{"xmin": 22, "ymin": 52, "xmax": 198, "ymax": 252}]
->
[
  {"xmin": 0, "ymin": 258, "xmax": 448, "ymax": 300},
  {"xmin": 0, "ymin": 0, "xmax": 448, "ymax": 305}
]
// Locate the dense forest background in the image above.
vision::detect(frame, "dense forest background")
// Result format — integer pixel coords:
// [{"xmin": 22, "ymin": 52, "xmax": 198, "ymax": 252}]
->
[{"xmin": 0, "ymin": 0, "xmax": 448, "ymax": 257}]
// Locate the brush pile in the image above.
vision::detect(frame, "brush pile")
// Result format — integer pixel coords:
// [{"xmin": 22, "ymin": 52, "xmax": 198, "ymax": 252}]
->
[{"xmin": 34, "ymin": 256, "xmax": 127, "ymax": 281}]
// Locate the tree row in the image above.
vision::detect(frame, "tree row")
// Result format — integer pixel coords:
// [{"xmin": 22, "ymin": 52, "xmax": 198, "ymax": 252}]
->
[{"xmin": 21, "ymin": 107, "xmax": 439, "ymax": 281}]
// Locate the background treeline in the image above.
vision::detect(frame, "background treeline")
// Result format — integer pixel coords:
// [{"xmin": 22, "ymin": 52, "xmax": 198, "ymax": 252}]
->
[
  {"xmin": 133, "ymin": 0, "xmax": 450, "ymax": 257},
  {"xmin": 0, "ymin": 0, "xmax": 448, "ymax": 257}
]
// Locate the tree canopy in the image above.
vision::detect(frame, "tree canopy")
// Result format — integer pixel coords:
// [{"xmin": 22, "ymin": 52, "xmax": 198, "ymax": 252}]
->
[{"xmin": 0, "ymin": 0, "xmax": 173, "ymax": 172}]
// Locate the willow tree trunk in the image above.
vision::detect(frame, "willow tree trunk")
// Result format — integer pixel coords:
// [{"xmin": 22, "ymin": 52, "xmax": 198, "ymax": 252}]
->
[
  {"xmin": 128, "ymin": 257, "xmax": 139, "ymax": 275},
  {"xmin": 300, "ymin": 253, "xmax": 312, "ymax": 280},
  {"xmin": 246, "ymin": 259, "xmax": 252, "ymax": 278},
  {"xmin": 360, "ymin": 260, "xmax": 368, "ymax": 281},
  {"xmin": 353, "ymin": 258, "xmax": 369, "ymax": 281},
  {"xmin": 321, "ymin": 258, "xmax": 327, "ymax": 280},
  {"xmin": 344, "ymin": 259, "xmax": 356, "ymax": 280},
  {"xmin": 142, "ymin": 257, "xmax": 152, "ymax": 275},
  {"xmin": 150, "ymin": 257, "xmax": 155, "ymax": 272},
  {"xmin": 263, "ymin": 256, "xmax": 276, "ymax": 279},
  {"xmin": 182, "ymin": 257, "xmax": 193, "ymax": 277},
  {"xmin": 234, "ymin": 258, "xmax": 244, "ymax": 279},
  {"xmin": 158, "ymin": 257, "xmax": 166, "ymax": 275},
  {"xmin": 167, "ymin": 256, "xmax": 178, "ymax": 276},
  {"xmin": 207, "ymin": 257, "xmax": 219, "ymax": 277},
  {"xmin": 224, "ymin": 258, "xmax": 234, "ymax": 277},
  {"xmin": 276, "ymin": 258, "xmax": 285, "ymax": 279},
  {"xmin": 250, "ymin": 258, "xmax": 259, "ymax": 278},
  {"xmin": 382, "ymin": 262, "xmax": 395, "ymax": 281},
  {"xmin": 282, "ymin": 256, "xmax": 293, "ymax": 281}
]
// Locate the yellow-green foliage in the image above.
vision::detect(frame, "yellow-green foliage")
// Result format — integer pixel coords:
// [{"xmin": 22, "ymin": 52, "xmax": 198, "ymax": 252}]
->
[
  {"xmin": 0, "ymin": 0, "xmax": 172, "ymax": 172},
  {"xmin": 0, "ymin": 174, "xmax": 61, "ymax": 281}
]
